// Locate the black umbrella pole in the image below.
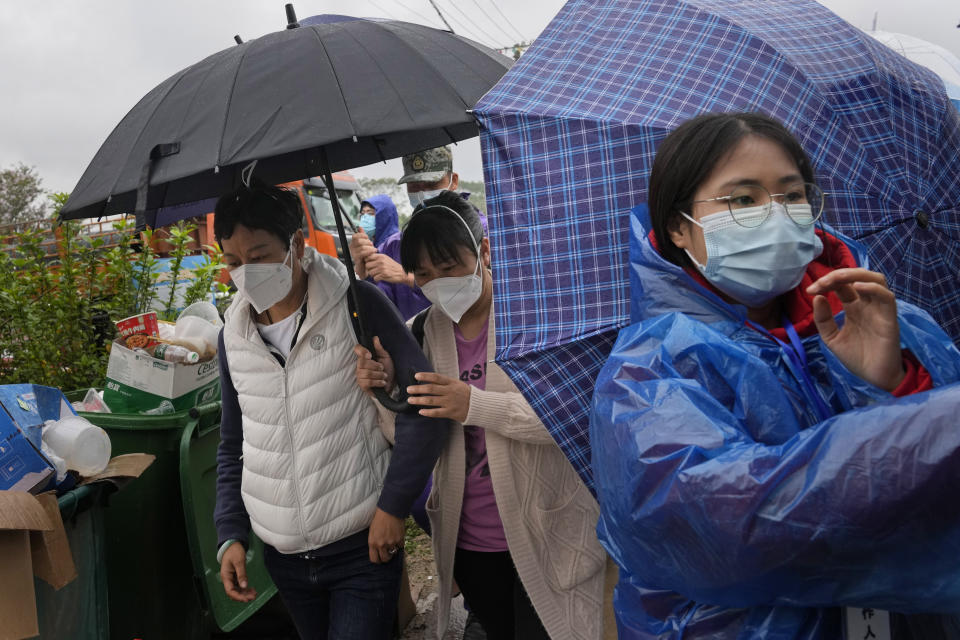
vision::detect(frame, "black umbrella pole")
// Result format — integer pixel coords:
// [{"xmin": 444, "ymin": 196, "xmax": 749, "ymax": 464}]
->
[
  {"xmin": 319, "ymin": 153, "xmax": 413, "ymax": 414},
  {"xmin": 318, "ymin": 159, "xmax": 367, "ymax": 339}
]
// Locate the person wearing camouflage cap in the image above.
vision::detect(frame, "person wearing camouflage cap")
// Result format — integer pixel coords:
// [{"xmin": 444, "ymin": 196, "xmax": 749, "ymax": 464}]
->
[
  {"xmin": 350, "ymin": 145, "xmax": 460, "ymax": 320},
  {"xmin": 398, "ymin": 145, "xmax": 460, "ymax": 209}
]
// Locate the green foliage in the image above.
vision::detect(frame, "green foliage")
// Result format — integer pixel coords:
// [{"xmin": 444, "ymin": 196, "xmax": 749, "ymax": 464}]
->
[
  {"xmin": 0, "ymin": 163, "xmax": 47, "ymax": 224},
  {"xmin": 158, "ymin": 222, "xmax": 195, "ymax": 321},
  {"xmin": 403, "ymin": 517, "xmax": 429, "ymax": 560},
  {"xmin": 0, "ymin": 200, "xmax": 227, "ymax": 390},
  {"xmin": 356, "ymin": 177, "xmax": 399, "ymax": 197},
  {"xmin": 458, "ymin": 180, "xmax": 487, "ymax": 213}
]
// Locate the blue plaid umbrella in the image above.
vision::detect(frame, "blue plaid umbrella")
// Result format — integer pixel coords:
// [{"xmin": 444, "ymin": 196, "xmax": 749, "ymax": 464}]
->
[{"xmin": 474, "ymin": 0, "xmax": 960, "ymax": 491}]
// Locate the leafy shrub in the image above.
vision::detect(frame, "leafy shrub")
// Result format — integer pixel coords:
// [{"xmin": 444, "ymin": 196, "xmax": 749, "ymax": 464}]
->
[{"xmin": 0, "ymin": 194, "xmax": 227, "ymax": 389}]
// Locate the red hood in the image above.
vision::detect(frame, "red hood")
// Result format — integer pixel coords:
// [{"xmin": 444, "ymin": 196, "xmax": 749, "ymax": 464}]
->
[{"xmin": 649, "ymin": 228, "xmax": 856, "ymax": 340}]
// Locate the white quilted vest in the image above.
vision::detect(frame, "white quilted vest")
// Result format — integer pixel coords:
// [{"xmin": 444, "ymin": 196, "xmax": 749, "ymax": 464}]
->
[{"xmin": 223, "ymin": 249, "xmax": 390, "ymax": 553}]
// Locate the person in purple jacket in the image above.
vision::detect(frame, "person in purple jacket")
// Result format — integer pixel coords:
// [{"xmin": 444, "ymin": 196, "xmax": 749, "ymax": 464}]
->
[{"xmin": 353, "ymin": 194, "xmax": 431, "ymax": 320}]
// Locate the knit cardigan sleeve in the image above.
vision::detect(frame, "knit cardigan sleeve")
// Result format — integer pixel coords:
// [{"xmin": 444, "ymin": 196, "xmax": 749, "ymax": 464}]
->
[
  {"xmin": 465, "ymin": 386, "xmax": 557, "ymax": 445},
  {"xmin": 425, "ymin": 303, "xmax": 556, "ymax": 446}
]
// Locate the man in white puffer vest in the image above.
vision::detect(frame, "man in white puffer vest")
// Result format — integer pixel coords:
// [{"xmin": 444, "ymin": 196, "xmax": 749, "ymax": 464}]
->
[{"xmin": 214, "ymin": 180, "xmax": 447, "ymax": 639}]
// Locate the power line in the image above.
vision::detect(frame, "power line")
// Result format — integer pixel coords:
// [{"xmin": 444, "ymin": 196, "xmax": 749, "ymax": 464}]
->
[
  {"xmin": 427, "ymin": 0, "xmax": 456, "ymax": 33},
  {"xmin": 393, "ymin": 0, "xmax": 446, "ymax": 28},
  {"xmin": 434, "ymin": 0, "xmax": 503, "ymax": 49},
  {"xmin": 366, "ymin": 0, "xmax": 403, "ymax": 21},
  {"xmin": 433, "ymin": 0, "xmax": 495, "ymax": 44},
  {"xmin": 486, "ymin": 0, "xmax": 526, "ymax": 42},
  {"xmin": 467, "ymin": 0, "xmax": 517, "ymax": 44}
]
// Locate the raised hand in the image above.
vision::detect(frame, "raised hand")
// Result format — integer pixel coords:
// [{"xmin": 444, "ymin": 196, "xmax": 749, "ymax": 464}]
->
[
  {"xmin": 349, "ymin": 229, "xmax": 377, "ymax": 279},
  {"xmin": 364, "ymin": 253, "xmax": 411, "ymax": 285},
  {"xmin": 807, "ymin": 268, "xmax": 904, "ymax": 391}
]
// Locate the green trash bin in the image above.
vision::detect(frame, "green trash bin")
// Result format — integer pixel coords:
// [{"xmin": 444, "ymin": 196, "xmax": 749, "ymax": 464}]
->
[
  {"xmin": 72, "ymin": 399, "xmax": 276, "ymax": 639},
  {"xmin": 179, "ymin": 411, "xmax": 277, "ymax": 633},
  {"xmin": 32, "ymin": 483, "xmax": 110, "ymax": 640}
]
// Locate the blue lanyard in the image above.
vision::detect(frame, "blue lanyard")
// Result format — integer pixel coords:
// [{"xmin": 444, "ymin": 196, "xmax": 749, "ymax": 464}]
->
[{"xmin": 774, "ymin": 315, "xmax": 834, "ymax": 422}]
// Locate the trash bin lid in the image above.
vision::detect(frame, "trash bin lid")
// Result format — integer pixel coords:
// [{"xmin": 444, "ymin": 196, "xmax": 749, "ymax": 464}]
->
[{"xmin": 178, "ymin": 404, "xmax": 277, "ymax": 632}]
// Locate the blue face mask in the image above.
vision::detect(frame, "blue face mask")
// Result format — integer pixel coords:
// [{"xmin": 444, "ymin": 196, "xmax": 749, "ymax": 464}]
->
[
  {"xmin": 680, "ymin": 202, "xmax": 823, "ymax": 307},
  {"xmin": 359, "ymin": 213, "xmax": 377, "ymax": 239}
]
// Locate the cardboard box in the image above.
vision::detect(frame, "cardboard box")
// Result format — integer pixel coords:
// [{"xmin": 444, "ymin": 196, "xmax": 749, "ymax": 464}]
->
[
  {"xmin": 0, "ymin": 453, "xmax": 155, "ymax": 640},
  {"xmin": 103, "ymin": 341, "xmax": 220, "ymax": 414},
  {"xmin": 0, "ymin": 491, "xmax": 67, "ymax": 640},
  {"xmin": 0, "ymin": 386, "xmax": 74, "ymax": 493}
]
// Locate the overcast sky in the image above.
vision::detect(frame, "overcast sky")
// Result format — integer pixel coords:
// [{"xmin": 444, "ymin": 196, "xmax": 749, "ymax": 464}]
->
[{"xmin": 1, "ymin": 0, "xmax": 957, "ymax": 198}]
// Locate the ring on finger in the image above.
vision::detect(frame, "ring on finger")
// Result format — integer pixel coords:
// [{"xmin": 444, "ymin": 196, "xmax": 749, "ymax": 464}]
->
[{"xmin": 388, "ymin": 546, "xmax": 399, "ymax": 555}]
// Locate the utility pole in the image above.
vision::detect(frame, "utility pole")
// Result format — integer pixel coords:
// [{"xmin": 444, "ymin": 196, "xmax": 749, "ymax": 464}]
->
[{"xmin": 427, "ymin": 0, "xmax": 455, "ymax": 33}]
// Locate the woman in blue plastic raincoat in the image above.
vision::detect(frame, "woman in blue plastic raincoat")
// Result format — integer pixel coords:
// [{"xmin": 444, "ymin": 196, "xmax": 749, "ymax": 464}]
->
[{"xmin": 590, "ymin": 112, "xmax": 960, "ymax": 639}]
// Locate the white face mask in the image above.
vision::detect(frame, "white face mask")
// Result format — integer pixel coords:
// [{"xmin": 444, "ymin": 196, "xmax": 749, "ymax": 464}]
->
[
  {"xmin": 420, "ymin": 255, "xmax": 483, "ymax": 323},
  {"xmin": 230, "ymin": 238, "xmax": 296, "ymax": 314},
  {"xmin": 408, "ymin": 175, "xmax": 454, "ymax": 209},
  {"xmin": 681, "ymin": 202, "xmax": 823, "ymax": 307}
]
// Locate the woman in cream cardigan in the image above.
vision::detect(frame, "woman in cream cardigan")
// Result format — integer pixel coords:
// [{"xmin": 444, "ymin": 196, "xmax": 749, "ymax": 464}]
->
[{"xmin": 355, "ymin": 191, "xmax": 614, "ymax": 640}]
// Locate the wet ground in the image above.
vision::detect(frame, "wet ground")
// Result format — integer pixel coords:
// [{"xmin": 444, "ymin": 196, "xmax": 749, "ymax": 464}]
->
[
  {"xmin": 399, "ymin": 529, "xmax": 467, "ymax": 639},
  {"xmin": 400, "ymin": 592, "xmax": 468, "ymax": 640}
]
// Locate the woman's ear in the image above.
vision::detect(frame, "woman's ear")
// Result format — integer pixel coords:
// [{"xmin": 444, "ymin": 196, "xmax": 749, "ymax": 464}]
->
[
  {"xmin": 480, "ymin": 237, "xmax": 491, "ymax": 269},
  {"xmin": 667, "ymin": 213, "xmax": 691, "ymax": 250}
]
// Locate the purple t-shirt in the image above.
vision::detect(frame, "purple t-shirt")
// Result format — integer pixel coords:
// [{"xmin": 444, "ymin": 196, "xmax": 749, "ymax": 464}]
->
[{"xmin": 455, "ymin": 317, "xmax": 508, "ymax": 552}]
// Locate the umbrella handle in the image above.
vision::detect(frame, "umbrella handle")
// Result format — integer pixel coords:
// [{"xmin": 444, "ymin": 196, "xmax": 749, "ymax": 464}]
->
[
  {"xmin": 373, "ymin": 388, "xmax": 413, "ymax": 414},
  {"xmin": 358, "ymin": 332, "xmax": 419, "ymax": 414}
]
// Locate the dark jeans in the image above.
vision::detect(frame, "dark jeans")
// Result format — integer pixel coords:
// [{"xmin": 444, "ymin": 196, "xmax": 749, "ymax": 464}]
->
[
  {"xmin": 264, "ymin": 542, "xmax": 402, "ymax": 640},
  {"xmin": 453, "ymin": 548, "xmax": 550, "ymax": 640}
]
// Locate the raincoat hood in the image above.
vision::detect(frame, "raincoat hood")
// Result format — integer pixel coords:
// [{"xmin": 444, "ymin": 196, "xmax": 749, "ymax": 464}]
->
[
  {"xmin": 361, "ymin": 194, "xmax": 399, "ymax": 249},
  {"xmin": 590, "ymin": 204, "xmax": 960, "ymax": 639}
]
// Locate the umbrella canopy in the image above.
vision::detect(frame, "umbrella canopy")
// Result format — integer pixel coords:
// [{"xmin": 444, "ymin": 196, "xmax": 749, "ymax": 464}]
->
[
  {"xmin": 868, "ymin": 30, "xmax": 960, "ymax": 110},
  {"xmin": 475, "ymin": 0, "xmax": 960, "ymax": 490},
  {"xmin": 60, "ymin": 13, "xmax": 511, "ymax": 223}
]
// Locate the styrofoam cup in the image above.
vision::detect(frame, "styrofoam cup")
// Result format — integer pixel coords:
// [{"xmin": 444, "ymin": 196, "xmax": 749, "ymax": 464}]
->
[{"xmin": 42, "ymin": 415, "xmax": 111, "ymax": 476}]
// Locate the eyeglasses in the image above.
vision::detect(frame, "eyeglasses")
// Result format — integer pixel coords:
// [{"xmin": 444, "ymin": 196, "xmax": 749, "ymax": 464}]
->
[{"xmin": 692, "ymin": 182, "xmax": 825, "ymax": 228}]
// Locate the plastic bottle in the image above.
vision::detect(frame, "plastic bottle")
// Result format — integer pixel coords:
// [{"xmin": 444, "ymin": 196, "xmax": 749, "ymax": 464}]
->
[
  {"xmin": 143, "ymin": 400, "xmax": 176, "ymax": 415},
  {"xmin": 153, "ymin": 343, "xmax": 200, "ymax": 363},
  {"xmin": 149, "ymin": 343, "xmax": 200, "ymax": 364}
]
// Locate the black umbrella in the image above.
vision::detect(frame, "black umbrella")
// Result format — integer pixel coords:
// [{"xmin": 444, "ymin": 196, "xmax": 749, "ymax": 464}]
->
[
  {"xmin": 60, "ymin": 8, "xmax": 510, "ymax": 222},
  {"xmin": 61, "ymin": 6, "xmax": 512, "ymax": 412}
]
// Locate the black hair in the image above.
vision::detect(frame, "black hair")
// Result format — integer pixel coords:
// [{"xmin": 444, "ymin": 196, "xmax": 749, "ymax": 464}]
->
[
  {"xmin": 214, "ymin": 179, "xmax": 303, "ymax": 249},
  {"xmin": 400, "ymin": 191, "xmax": 483, "ymax": 273},
  {"xmin": 649, "ymin": 112, "xmax": 816, "ymax": 266}
]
